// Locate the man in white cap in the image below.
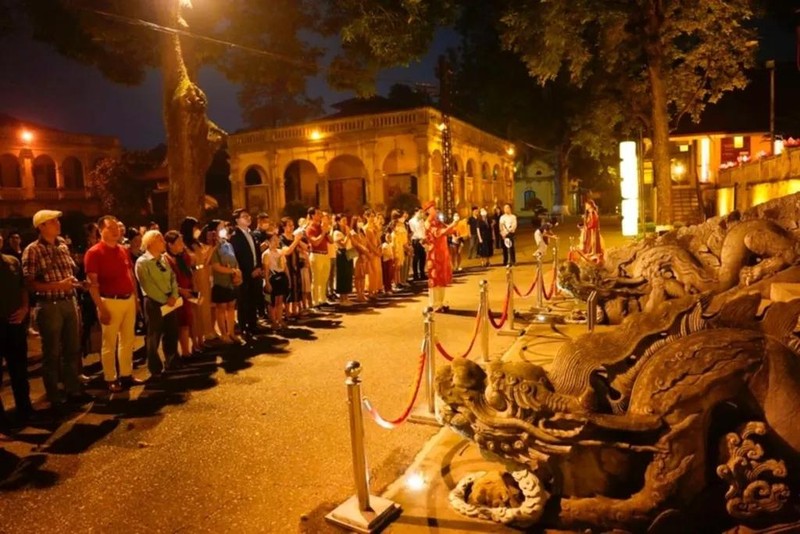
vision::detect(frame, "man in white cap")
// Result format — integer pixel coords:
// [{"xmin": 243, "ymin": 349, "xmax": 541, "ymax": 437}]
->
[{"xmin": 22, "ymin": 210, "xmax": 90, "ymax": 409}]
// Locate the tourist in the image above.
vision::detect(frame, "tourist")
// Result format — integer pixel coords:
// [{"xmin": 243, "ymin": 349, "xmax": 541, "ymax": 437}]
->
[
  {"xmin": 164, "ymin": 230, "xmax": 196, "ymax": 359},
  {"xmin": 306, "ymin": 207, "xmax": 332, "ymax": 308},
  {"xmin": 409, "ymin": 207, "xmax": 427, "ymax": 281},
  {"xmin": 263, "ymin": 232, "xmax": 302, "ymax": 329},
  {"xmin": 467, "ymin": 207, "xmax": 479, "ymax": 259},
  {"xmin": 333, "ymin": 216, "xmax": 354, "ymax": 306},
  {"xmin": 499, "ymin": 203, "xmax": 518, "ymax": 266},
  {"xmin": 326, "ymin": 213, "xmax": 338, "ymax": 302},
  {"xmin": 0, "ymin": 238, "xmax": 32, "ymax": 426},
  {"xmin": 492, "ymin": 205, "xmax": 503, "ymax": 250},
  {"xmin": 2, "ymin": 229, "xmax": 23, "ymax": 261},
  {"xmin": 350, "ymin": 215, "xmax": 369, "ymax": 302},
  {"xmin": 84, "ymin": 215, "xmax": 141, "ymax": 393},
  {"xmin": 296, "ymin": 217, "xmax": 313, "ymax": 312},
  {"xmin": 210, "ymin": 220, "xmax": 242, "ymax": 344},
  {"xmin": 532, "ymin": 217, "xmax": 549, "ymax": 260},
  {"xmin": 424, "ymin": 201, "xmax": 458, "ymax": 312},
  {"xmin": 582, "ymin": 199, "xmax": 604, "ymax": 262},
  {"xmin": 135, "ymin": 230, "xmax": 180, "ymax": 377},
  {"xmin": 477, "ymin": 208, "xmax": 493, "ymax": 268},
  {"xmin": 251, "ymin": 212, "xmax": 271, "ymax": 321},
  {"xmin": 364, "ymin": 209, "xmax": 382, "ymax": 297},
  {"xmin": 22, "ymin": 210, "xmax": 87, "ymax": 407},
  {"xmin": 230, "ymin": 208, "xmax": 263, "ymax": 337},
  {"xmin": 392, "ymin": 215, "xmax": 408, "ymax": 288},
  {"xmin": 279, "ymin": 217, "xmax": 303, "ymax": 320},
  {"xmin": 381, "ymin": 231, "xmax": 395, "ymax": 293},
  {"xmin": 193, "ymin": 221, "xmax": 221, "ymax": 346},
  {"xmin": 449, "ymin": 213, "xmax": 466, "ymax": 272}
]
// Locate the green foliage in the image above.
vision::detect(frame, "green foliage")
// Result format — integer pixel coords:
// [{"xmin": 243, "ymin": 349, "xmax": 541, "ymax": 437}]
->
[
  {"xmin": 386, "ymin": 192, "xmax": 421, "ymax": 217},
  {"xmin": 87, "ymin": 152, "xmax": 156, "ymax": 226},
  {"xmin": 281, "ymin": 200, "xmax": 310, "ymax": 224}
]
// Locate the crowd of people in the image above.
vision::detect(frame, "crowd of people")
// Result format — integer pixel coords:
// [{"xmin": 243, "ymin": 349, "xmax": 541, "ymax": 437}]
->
[{"xmin": 0, "ymin": 200, "xmax": 532, "ymax": 429}]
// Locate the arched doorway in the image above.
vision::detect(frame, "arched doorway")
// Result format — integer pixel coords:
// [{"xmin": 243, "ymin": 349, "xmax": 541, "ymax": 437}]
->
[
  {"xmin": 382, "ymin": 148, "xmax": 417, "ymax": 202},
  {"xmin": 0, "ymin": 154, "xmax": 21, "ymax": 188},
  {"xmin": 33, "ymin": 154, "xmax": 56, "ymax": 189},
  {"xmin": 431, "ymin": 150, "xmax": 443, "ymax": 201},
  {"xmin": 284, "ymin": 160, "xmax": 319, "ymax": 208},
  {"xmin": 244, "ymin": 165, "xmax": 272, "ymax": 215},
  {"xmin": 326, "ymin": 155, "xmax": 367, "ymax": 215},
  {"xmin": 63, "ymin": 156, "xmax": 84, "ymax": 189}
]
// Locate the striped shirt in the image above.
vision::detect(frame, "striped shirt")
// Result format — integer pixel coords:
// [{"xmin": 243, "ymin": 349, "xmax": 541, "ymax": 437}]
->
[{"xmin": 22, "ymin": 237, "xmax": 77, "ymax": 300}]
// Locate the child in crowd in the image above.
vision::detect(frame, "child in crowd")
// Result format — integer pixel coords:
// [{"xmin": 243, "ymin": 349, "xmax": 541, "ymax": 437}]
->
[{"xmin": 380, "ymin": 232, "xmax": 395, "ymax": 293}]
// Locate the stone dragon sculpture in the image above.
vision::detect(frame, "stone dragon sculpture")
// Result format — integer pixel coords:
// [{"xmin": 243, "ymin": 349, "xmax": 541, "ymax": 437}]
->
[
  {"xmin": 436, "ymin": 293, "xmax": 800, "ymax": 530},
  {"xmin": 560, "ymin": 193, "xmax": 800, "ymax": 324}
]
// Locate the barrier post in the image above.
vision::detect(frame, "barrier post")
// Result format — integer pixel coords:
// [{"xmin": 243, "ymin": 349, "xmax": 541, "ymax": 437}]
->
[
  {"xmin": 326, "ymin": 361, "xmax": 402, "ymax": 532},
  {"xmin": 480, "ymin": 280, "xmax": 490, "ymax": 361},
  {"xmin": 534, "ymin": 254, "xmax": 545, "ymax": 311},
  {"xmin": 499, "ymin": 265, "xmax": 524, "ymax": 337},
  {"xmin": 409, "ymin": 308, "xmax": 441, "ymax": 426},
  {"xmin": 587, "ymin": 290, "xmax": 598, "ymax": 332}
]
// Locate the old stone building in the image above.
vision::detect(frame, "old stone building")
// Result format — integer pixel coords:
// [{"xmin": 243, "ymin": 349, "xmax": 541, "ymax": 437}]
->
[
  {"xmin": 227, "ymin": 107, "xmax": 516, "ymax": 216},
  {"xmin": 0, "ymin": 114, "xmax": 121, "ymax": 221}
]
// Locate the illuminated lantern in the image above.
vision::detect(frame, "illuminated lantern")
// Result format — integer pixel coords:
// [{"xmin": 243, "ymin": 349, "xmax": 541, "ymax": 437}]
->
[{"xmin": 619, "ymin": 141, "xmax": 639, "ymax": 237}]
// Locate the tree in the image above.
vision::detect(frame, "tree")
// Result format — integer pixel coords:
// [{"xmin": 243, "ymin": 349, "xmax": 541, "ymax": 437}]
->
[
  {"xmin": 327, "ymin": 0, "xmax": 758, "ymax": 225},
  {"xmin": 88, "ymin": 151, "xmax": 158, "ymax": 225},
  {"xmin": 14, "ymin": 0, "xmax": 322, "ymax": 228}
]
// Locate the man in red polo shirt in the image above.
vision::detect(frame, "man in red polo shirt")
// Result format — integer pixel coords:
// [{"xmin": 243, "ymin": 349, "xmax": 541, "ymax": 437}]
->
[
  {"xmin": 85, "ymin": 215, "xmax": 142, "ymax": 392},
  {"xmin": 305, "ymin": 207, "xmax": 331, "ymax": 308}
]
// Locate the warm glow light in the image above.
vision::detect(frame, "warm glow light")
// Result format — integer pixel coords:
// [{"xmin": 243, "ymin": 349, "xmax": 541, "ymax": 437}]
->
[
  {"xmin": 309, "ymin": 129, "xmax": 322, "ymax": 141},
  {"xmin": 506, "ymin": 146, "xmax": 515, "ymax": 156},
  {"xmin": 20, "ymin": 129, "xmax": 33, "ymax": 143},
  {"xmin": 679, "ymin": 144, "xmax": 689, "ymax": 153},
  {"xmin": 700, "ymin": 138, "xmax": 711, "ymax": 182},
  {"xmin": 619, "ymin": 141, "xmax": 639, "ymax": 237},
  {"xmin": 436, "ymin": 122, "xmax": 447, "ymax": 132},
  {"xmin": 672, "ymin": 162, "xmax": 686, "ymax": 178},
  {"xmin": 733, "ymin": 136, "xmax": 744, "ymax": 149},
  {"xmin": 774, "ymin": 139, "xmax": 784, "ymax": 156},
  {"xmin": 406, "ymin": 472, "xmax": 427, "ymax": 491},
  {"xmin": 717, "ymin": 187, "xmax": 734, "ymax": 217}
]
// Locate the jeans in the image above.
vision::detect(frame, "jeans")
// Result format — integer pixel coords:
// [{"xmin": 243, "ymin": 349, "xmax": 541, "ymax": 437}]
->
[
  {"xmin": 36, "ymin": 299, "xmax": 81, "ymax": 403},
  {"xmin": 0, "ymin": 319, "xmax": 31, "ymax": 415},
  {"xmin": 144, "ymin": 297, "xmax": 179, "ymax": 375},
  {"xmin": 412, "ymin": 240, "xmax": 426, "ymax": 280},
  {"xmin": 502, "ymin": 234, "xmax": 516, "ymax": 266}
]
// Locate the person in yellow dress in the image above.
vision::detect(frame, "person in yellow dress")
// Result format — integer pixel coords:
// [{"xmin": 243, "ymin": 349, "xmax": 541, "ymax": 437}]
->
[{"xmin": 391, "ymin": 211, "xmax": 408, "ymax": 288}]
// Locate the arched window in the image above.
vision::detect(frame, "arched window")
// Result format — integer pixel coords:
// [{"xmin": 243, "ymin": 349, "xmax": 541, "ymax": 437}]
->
[
  {"xmin": 244, "ymin": 166, "xmax": 265, "ymax": 186},
  {"xmin": 0, "ymin": 153, "xmax": 21, "ymax": 188},
  {"xmin": 63, "ymin": 156, "xmax": 84, "ymax": 189},
  {"xmin": 33, "ymin": 155, "xmax": 57, "ymax": 189}
]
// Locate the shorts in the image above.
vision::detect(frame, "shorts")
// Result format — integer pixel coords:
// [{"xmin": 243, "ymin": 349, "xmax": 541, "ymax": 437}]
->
[{"xmin": 211, "ymin": 285, "xmax": 237, "ymax": 304}]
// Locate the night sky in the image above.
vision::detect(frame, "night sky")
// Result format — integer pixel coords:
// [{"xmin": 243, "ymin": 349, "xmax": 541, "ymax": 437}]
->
[{"xmin": 0, "ymin": 27, "xmax": 459, "ymax": 149}]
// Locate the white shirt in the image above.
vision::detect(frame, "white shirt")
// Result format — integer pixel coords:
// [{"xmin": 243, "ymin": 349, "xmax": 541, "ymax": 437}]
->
[
  {"xmin": 239, "ymin": 226, "xmax": 257, "ymax": 265},
  {"xmin": 499, "ymin": 213, "xmax": 518, "ymax": 237},
  {"xmin": 409, "ymin": 216, "xmax": 426, "ymax": 240}
]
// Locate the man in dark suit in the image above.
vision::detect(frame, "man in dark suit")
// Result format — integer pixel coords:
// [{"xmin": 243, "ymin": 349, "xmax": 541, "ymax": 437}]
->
[
  {"xmin": 229, "ymin": 209, "xmax": 263, "ymax": 338},
  {"xmin": 250, "ymin": 212, "xmax": 271, "ymax": 320}
]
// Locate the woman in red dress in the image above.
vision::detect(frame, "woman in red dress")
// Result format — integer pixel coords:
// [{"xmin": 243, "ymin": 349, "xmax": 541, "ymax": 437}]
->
[
  {"xmin": 424, "ymin": 201, "xmax": 458, "ymax": 312},
  {"xmin": 581, "ymin": 199, "xmax": 604, "ymax": 263},
  {"xmin": 164, "ymin": 230, "xmax": 195, "ymax": 358}
]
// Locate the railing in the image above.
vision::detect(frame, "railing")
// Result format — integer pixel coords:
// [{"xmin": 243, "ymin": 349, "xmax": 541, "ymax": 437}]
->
[
  {"xmin": 0, "ymin": 127, "xmax": 120, "ymax": 149},
  {"xmin": 229, "ymin": 107, "xmax": 512, "ymax": 153},
  {"xmin": 718, "ymin": 147, "xmax": 800, "ymax": 187},
  {"xmin": 0, "ymin": 187, "xmax": 26, "ymax": 200}
]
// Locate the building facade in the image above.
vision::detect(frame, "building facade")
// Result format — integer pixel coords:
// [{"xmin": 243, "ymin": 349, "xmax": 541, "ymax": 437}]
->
[
  {"xmin": 0, "ymin": 115, "xmax": 121, "ymax": 220},
  {"xmin": 227, "ymin": 107, "xmax": 515, "ymax": 217}
]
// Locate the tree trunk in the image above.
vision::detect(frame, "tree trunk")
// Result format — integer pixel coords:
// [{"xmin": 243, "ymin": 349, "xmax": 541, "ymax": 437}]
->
[
  {"xmin": 555, "ymin": 142, "xmax": 572, "ymax": 215},
  {"xmin": 645, "ymin": 2, "xmax": 672, "ymax": 227},
  {"xmin": 159, "ymin": 1, "xmax": 225, "ymax": 230}
]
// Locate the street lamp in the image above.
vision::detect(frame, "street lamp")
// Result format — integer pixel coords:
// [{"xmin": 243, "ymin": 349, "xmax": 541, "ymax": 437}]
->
[{"xmin": 20, "ymin": 129, "xmax": 33, "ymax": 143}]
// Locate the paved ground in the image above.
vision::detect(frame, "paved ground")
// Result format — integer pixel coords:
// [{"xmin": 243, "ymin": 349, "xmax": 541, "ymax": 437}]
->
[{"xmin": 0, "ymin": 216, "xmax": 631, "ymax": 534}]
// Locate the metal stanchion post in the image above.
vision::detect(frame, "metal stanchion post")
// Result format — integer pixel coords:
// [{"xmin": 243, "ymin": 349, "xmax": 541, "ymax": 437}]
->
[
  {"xmin": 326, "ymin": 362, "xmax": 402, "ymax": 532},
  {"xmin": 587, "ymin": 290, "xmax": 598, "ymax": 332},
  {"xmin": 534, "ymin": 255, "xmax": 545, "ymax": 311},
  {"xmin": 499, "ymin": 265, "xmax": 523, "ymax": 337},
  {"xmin": 410, "ymin": 308, "xmax": 441, "ymax": 426},
  {"xmin": 480, "ymin": 280, "xmax": 490, "ymax": 361}
]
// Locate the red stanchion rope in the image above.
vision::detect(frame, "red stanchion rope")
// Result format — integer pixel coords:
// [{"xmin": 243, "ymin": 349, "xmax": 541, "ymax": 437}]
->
[
  {"xmin": 362, "ymin": 350, "xmax": 426, "ymax": 429},
  {"xmin": 513, "ymin": 267, "xmax": 538, "ymax": 297},
  {"xmin": 542, "ymin": 268, "xmax": 559, "ymax": 300},
  {"xmin": 435, "ymin": 310, "xmax": 483, "ymax": 361},
  {"xmin": 488, "ymin": 290, "xmax": 510, "ymax": 330}
]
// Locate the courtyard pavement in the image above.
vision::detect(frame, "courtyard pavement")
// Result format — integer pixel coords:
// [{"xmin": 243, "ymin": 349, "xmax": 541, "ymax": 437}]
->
[{"xmin": 0, "ymin": 216, "xmax": 631, "ymax": 533}]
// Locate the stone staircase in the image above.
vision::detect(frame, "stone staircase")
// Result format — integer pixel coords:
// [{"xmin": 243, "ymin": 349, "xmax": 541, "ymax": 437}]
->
[{"xmin": 671, "ymin": 187, "xmax": 702, "ymax": 225}]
